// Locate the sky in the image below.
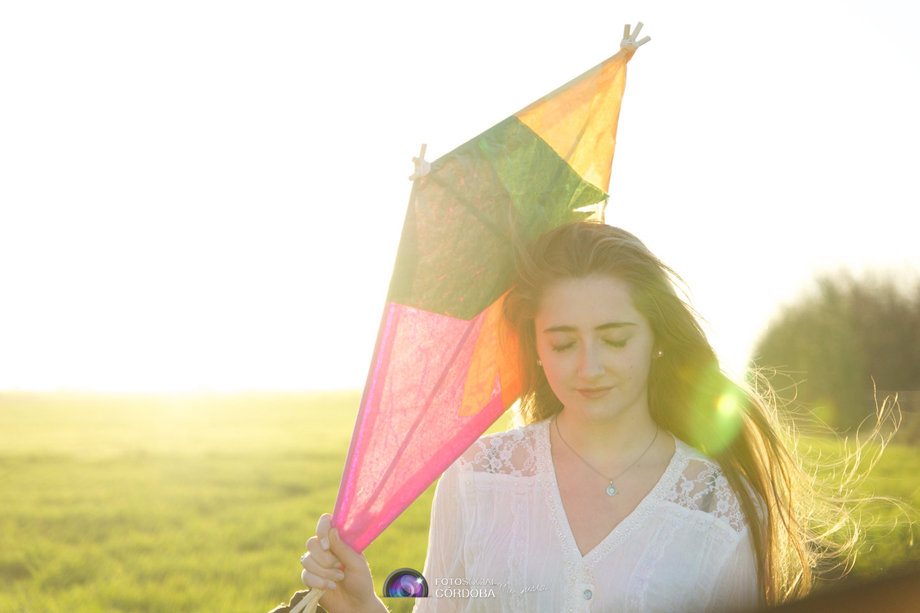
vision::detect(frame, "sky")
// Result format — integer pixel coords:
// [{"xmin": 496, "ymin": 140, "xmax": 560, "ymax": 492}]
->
[{"xmin": 1, "ymin": 1, "xmax": 918, "ymax": 392}]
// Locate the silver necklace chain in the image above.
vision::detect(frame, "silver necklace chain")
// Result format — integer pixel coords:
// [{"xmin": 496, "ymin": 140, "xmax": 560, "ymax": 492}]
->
[{"xmin": 553, "ymin": 414, "xmax": 660, "ymax": 497}]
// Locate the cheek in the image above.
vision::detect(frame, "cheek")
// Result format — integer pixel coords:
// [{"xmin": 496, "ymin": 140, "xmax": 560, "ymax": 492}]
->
[
  {"xmin": 620, "ymin": 348, "xmax": 652, "ymax": 380},
  {"xmin": 541, "ymin": 355, "xmax": 569, "ymax": 380},
  {"xmin": 540, "ymin": 354, "xmax": 576, "ymax": 391}
]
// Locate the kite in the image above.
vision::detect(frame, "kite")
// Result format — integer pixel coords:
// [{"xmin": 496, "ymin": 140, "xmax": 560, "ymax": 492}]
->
[{"xmin": 292, "ymin": 22, "xmax": 650, "ymax": 613}]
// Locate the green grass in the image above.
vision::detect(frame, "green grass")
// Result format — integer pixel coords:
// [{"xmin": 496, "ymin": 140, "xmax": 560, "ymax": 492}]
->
[
  {"xmin": 0, "ymin": 391, "xmax": 517, "ymax": 613},
  {"xmin": 803, "ymin": 435, "xmax": 920, "ymax": 578},
  {"xmin": 0, "ymin": 391, "xmax": 916, "ymax": 612}
]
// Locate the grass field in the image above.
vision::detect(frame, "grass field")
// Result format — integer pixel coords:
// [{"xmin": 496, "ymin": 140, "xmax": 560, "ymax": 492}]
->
[{"xmin": 1, "ymin": 391, "xmax": 917, "ymax": 612}]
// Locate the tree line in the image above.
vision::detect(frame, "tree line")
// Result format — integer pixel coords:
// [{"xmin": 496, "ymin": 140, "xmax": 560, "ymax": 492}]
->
[{"xmin": 752, "ymin": 272, "xmax": 920, "ymax": 437}]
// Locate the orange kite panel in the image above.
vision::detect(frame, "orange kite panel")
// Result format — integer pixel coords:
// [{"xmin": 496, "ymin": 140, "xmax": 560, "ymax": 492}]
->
[
  {"xmin": 515, "ymin": 47, "xmax": 634, "ymax": 193},
  {"xmin": 459, "ymin": 293, "xmax": 520, "ymax": 417}
]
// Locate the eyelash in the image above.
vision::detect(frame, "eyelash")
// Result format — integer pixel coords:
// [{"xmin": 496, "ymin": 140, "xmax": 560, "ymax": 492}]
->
[{"xmin": 550, "ymin": 340, "xmax": 627, "ymax": 352}]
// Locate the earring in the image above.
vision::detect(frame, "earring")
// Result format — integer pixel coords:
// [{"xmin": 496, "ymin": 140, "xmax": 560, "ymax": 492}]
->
[
  {"xmin": 537, "ymin": 359, "xmax": 543, "ymax": 366},
  {"xmin": 657, "ymin": 350, "xmax": 664, "ymax": 358}
]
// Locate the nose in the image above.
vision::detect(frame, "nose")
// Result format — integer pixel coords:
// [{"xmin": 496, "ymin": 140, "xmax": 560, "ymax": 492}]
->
[{"xmin": 578, "ymin": 342, "xmax": 605, "ymax": 380}]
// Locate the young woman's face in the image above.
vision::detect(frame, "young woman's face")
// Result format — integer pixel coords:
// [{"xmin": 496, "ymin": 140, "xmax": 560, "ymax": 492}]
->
[{"xmin": 534, "ymin": 274, "xmax": 657, "ymax": 424}]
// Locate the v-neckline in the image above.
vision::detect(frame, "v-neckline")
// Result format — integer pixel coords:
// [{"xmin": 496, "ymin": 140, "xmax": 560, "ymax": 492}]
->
[{"xmin": 537, "ymin": 418, "xmax": 685, "ymax": 566}]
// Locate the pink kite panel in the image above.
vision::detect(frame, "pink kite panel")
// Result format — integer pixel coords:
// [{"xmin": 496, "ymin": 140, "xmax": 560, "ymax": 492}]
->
[{"xmin": 332, "ymin": 301, "xmax": 511, "ymax": 553}]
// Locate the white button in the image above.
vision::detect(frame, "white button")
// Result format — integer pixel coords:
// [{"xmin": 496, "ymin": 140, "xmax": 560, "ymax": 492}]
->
[{"xmin": 583, "ymin": 589, "xmax": 593, "ymax": 600}]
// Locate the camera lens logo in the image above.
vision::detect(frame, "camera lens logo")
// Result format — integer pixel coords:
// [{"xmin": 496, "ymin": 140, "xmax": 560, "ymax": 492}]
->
[{"xmin": 383, "ymin": 568, "xmax": 428, "ymax": 598}]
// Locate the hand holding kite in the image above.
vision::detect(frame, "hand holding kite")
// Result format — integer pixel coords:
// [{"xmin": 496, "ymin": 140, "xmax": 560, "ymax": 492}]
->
[{"xmin": 299, "ymin": 514, "xmax": 383, "ymax": 613}]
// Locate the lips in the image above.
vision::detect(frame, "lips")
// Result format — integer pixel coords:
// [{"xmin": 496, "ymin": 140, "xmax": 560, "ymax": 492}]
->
[{"xmin": 577, "ymin": 386, "xmax": 613, "ymax": 399}]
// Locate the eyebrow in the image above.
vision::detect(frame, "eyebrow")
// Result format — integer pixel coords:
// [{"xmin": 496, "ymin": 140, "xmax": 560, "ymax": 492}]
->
[{"xmin": 542, "ymin": 323, "xmax": 637, "ymax": 333}]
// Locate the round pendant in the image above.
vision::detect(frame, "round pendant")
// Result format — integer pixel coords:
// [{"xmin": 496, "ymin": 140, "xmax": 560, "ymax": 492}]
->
[{"xmin": 606, "ymin": 484, "xmax": 618, "ymax": 496}]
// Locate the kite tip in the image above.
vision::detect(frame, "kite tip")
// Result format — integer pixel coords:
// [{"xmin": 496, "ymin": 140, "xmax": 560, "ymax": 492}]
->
[
  {"xmin": 409, "ymin": 144, "xmax": 431, "ymax": 181},
  {"xmin": 621, "ymin": 22, "xmax": 651, "ymax": 50}
]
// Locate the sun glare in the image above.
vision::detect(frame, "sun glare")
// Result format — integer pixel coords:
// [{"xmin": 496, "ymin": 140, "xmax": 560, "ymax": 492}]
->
[{"xmin": 1, "ymin": 2, "xmax": 917, "ymax": 393}]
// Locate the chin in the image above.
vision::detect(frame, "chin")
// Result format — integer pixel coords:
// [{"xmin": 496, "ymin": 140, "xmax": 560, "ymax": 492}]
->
[
  {"xmin": 565, "ymin": 401, "xmax": 622, "ymax": 422},
  {"xmin": 563, "ymin": 393, "xmax": 645, "ymax": 423}
]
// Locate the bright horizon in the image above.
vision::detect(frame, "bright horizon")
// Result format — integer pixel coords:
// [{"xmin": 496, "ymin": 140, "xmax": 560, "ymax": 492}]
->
[{"xmin": 1, "ymin": 1, "xmax": 918, "ymax": 392}]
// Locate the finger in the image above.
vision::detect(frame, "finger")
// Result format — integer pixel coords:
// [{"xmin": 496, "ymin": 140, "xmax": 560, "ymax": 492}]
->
[
  {"xmin": 327, "ymin": 528, "xmax": 366, "ymax": 572},
  {"xmin": 637, "ymin": 36, "xmax": 651, "ymax": 47},
  {"xmin": 302, "ymin": 544, "xmax": 344, "ymax": 572},
  {"xmin": 632, "ymin": 22, "xmax": 644, "ymax": 38},
  {"xmin": 315, "ymin": 514, "xmax": 333, "ymax": 551},
  {"xmin": 302, "ymin": 553, "xmax": 347, "ymax": 583},
  {"xmin": 623, "ymin": 24, "xmax": 631, "ymax": 40},
  {"xmin": 306, "ymin": 536, "xmax": 343, "ymax": 570},
  {"xmin": 301, "ymin": 567, "xmax": 338, "ymax": 591}
]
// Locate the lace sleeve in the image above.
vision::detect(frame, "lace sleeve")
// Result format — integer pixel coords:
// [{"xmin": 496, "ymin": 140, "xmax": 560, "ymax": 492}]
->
[
  {"xmin": 413, "ymin": 460, "xmax": 466, "ymax": 613},
  {"xmin": 460, "ymin": 427, "xmax": 538, "ymax": 477},
  {"xmin": 666, "ymin": 458, "xmax": 747, "ymax": 533}
]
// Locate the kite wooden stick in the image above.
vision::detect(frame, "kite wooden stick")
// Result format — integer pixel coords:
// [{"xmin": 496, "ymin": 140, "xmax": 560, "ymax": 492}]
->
[
  {"xmin": 622, "ymin": 21, "xmax": 651, "ymax": 48},
  {"xmin": 408, "ymin": 143, "xmax": 429, "ymax": 181},
  {"xmin": 289, "ymin": 588, "xmax": 321, "ymax": 613}
]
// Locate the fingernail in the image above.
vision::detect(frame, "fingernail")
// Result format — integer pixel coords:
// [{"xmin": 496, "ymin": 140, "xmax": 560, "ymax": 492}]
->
[
  {"xmin": 335, "ymin": 571, "xmax": 345, "ymax": 581},
  {"xmin": 320, "ymin": 537, "xmax": 329, "ymax": 551},
  {"xmin": 327, "ymin": 580, "xmax": 337, "ymax": 590}
]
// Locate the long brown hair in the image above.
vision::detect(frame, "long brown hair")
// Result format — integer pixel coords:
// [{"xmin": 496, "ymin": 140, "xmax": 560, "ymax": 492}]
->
[{"xmin": 502, "ymin": 221, "xmax": 867, "ymax": 606}]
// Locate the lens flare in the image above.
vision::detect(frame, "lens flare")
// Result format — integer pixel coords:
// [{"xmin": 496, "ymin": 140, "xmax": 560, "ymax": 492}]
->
[
  {"xmin": 705, "ymin": 389, "xmax": 745, "ymax": 454},
  {"xmin": 688, "ymin": 383, "xmax": 746, "ymax": 456},
  {"xmin": 717, "ymin": 394, "xmax": 739, "ymax": 416}
]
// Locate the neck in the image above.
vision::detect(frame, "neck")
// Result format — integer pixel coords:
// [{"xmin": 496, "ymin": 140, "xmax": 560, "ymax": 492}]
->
[{"xmin": 552, "ymin": 407, "xmax": 659, "ymax": 467}]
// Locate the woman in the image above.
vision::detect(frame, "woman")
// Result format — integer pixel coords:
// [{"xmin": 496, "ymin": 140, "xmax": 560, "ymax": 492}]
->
[{"xmin": 296, "ymin": 221, "xmax": 852, "ymax": 612}]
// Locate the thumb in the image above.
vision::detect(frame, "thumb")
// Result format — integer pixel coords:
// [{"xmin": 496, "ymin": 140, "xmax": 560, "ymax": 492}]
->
[{"xmin": 328, "ymin": 528, "xmax": 365, "ymax": 570}]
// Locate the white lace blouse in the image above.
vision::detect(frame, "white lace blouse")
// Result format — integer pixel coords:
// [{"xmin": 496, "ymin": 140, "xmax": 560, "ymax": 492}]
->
[{"xmin": 412, "ymin": 419, "xmax": 760, "ymax": 613}]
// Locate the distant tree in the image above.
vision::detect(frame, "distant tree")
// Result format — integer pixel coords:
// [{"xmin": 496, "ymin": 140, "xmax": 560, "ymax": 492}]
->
[{"xmin": 752, "ymin": 272, "xmax": 920, "ymax": 431}]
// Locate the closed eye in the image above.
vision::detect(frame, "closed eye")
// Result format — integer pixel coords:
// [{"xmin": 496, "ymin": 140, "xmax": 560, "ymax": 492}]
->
[
  {"xmin": 604, "ymin": 339, "xmax": 627, "ymax": 348},
  {"xmin": 551, "ymin": 342, "xmax": 576, "ymax": 352}
]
